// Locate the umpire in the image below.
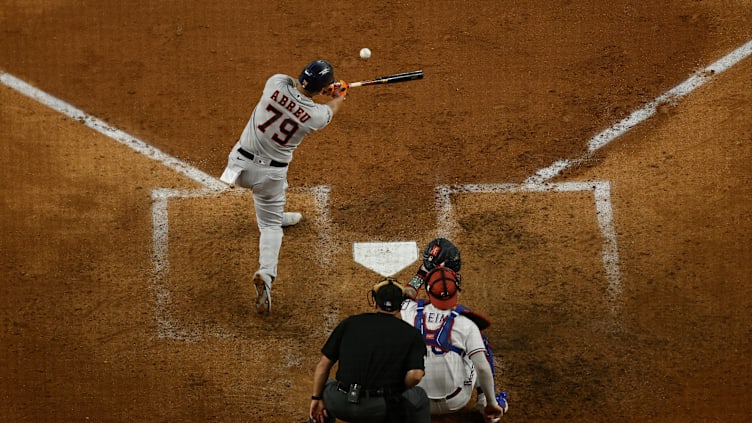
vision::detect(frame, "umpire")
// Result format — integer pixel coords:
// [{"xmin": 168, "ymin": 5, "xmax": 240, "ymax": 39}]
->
[{"xmin": 309, "ymin": 278, "xmax": 430, "ymax": 423}]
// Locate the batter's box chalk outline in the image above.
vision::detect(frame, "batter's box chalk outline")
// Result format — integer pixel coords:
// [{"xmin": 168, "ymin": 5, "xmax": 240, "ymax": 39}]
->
[
  {"xmin": 3, "ymin": 38, "xmax": 749, "ymax": 340},
  {"xmin": 0, "ymin": 71, "xmax": 338, "ymax": 340},
  {"xmin": 150, "ymin": 185, "xmax": 333, "ymax": 341},
  {"xmin": 435, "ymin": 181, "xmax": 622, "ymax": 315}
]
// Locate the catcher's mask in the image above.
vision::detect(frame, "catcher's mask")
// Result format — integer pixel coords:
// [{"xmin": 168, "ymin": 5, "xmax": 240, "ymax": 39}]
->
[
  {"xmin": 370, "ymin": 277, "xmax": 405, "ymax": 312},
  {"xmin": 425, "ymin": 267, "xmax": 460, "ymax": 310},
  {"xmin": 298, "ymin": 59, "xmax": 335, "ymax": 93}
]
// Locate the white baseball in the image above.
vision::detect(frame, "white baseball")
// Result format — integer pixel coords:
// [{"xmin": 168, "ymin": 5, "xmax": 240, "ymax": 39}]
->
[{"xmin": 359, "ymin": 48, "xmax": 371, "ymax": 60}]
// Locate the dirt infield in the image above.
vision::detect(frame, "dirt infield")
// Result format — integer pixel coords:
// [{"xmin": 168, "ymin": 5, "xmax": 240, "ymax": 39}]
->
[{"xmin": 2, "ymin": 1, "xmax": 751, "ymax": 422}]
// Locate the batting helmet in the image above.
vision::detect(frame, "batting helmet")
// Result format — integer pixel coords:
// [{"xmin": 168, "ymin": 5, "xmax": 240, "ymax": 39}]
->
[
  {"xmin": 425, "ymin": 267, "xmax": 460, "ymax": 310},
  {"xmin": 298, "ymin": 59, "xmax": 335, "ymax": 93}
]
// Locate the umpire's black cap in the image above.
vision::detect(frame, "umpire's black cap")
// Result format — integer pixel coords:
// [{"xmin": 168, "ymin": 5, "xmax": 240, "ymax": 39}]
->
[{"xmin": 372, "ymin": 278, "xmax": 405, "ymax": 312}]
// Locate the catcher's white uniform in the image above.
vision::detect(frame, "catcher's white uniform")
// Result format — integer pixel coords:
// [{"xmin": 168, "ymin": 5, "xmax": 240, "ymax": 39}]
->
[{"xmin": 401, "ymin": 299, "xmax": 487, "ymax": 414}]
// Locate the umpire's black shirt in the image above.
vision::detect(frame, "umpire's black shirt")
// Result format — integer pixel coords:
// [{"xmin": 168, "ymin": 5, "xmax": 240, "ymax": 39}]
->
[{"xmin": 322, "ymin": 312, "xmax": 426, "ymax": 391}]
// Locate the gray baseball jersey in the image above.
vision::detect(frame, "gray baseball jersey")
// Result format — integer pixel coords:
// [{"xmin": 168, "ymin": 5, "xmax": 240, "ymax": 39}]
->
[
  {"xmin": 239, "ymin": 74, "xmax": 332, "ymax": 164},
  {"xmin": 220, "ymin": 72, "xmax": 335, "ymax": 285}
]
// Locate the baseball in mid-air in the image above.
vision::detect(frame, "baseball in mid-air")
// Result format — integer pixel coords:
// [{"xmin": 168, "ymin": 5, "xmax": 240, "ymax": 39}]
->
[{"xmin": 359, "ymin": 48, "xmax": 372, "ymax": 60}]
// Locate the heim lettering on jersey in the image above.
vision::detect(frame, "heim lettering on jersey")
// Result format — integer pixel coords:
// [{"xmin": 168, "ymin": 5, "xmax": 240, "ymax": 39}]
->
[
  {"xmin": 270, "ymin": 90, "xmax": 311, "ymax": 123},
  {"xmin": 425, "ymin": 311, "xmax": 448, "ymax": 324}
]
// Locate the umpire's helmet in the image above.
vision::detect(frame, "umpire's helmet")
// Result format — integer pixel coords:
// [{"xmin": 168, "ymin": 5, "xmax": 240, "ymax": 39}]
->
[{"xmin": 298, "ymin": 59, "xmax": 335, "ymax": 93}]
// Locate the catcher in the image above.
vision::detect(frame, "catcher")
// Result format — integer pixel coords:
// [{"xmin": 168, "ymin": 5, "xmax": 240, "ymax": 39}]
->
[{"xmin": 401, "ymin": 238, "xmax": 509, "ymax": 421}]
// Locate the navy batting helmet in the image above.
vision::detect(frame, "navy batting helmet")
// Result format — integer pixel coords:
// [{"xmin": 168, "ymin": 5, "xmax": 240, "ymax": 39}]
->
[{"xmin": 298, "ymin": 59, "xmax": 335, "ymax": 93}]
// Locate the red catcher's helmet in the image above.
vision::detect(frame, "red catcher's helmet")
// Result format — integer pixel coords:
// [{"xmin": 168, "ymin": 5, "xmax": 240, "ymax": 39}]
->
[
  {"xmin": 298, "ymin": 59, "xmax": 335, "ymax": 93},
  {"xmin": 426, "ymin": 267, "xmax": 460, "ymax": 310}
]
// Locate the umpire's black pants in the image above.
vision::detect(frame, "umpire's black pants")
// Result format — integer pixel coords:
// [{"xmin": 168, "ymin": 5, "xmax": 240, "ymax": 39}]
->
[{"xmin": 322, "ymin": 380, "xmax": 430, "ymax": 423}]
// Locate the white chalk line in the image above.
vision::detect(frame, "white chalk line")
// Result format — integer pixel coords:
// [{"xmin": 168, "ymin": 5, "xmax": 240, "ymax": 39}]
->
[
  {"xmin": 150, "ymin": 186, "xmax": 332, "ymax": 341},
  {"xmin": 3, "ymin": 38, "xmax": 749, "ymax": 333},
  {"xmin": 151, "ymin": 188, "xmax": 223, "ymax": 341},
  {"xmin": 525, "ymin": 38, "xmax": 752, "ymax": 185},
  {"xmin": 311, "ymin": 185, "xmax": 336, "ymax": 268},
  {"xmin": 433, "ymin": 39, "xmax": 751, "ymax": 314},
  {"xmin": 0, "ymin": 70, "xmax": 334, "ymax": 340},
  {"xmin": 0, "ymin": 72, "xmax": 227, "ymax": 192},
  {"xmin": 435, "ymin": 181, "xmax": 622, "ymax": 314}
]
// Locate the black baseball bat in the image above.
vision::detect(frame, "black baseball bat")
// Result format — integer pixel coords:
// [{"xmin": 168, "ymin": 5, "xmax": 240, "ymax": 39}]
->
[{"xmin": 348, "ymin": 70, "xmax": 423, "ymax": 87}]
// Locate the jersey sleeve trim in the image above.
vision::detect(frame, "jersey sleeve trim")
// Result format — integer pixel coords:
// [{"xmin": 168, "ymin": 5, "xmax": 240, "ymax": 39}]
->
[{"xmin": 467, "ymin": 347, "xmax": 487, "ymax": 357}]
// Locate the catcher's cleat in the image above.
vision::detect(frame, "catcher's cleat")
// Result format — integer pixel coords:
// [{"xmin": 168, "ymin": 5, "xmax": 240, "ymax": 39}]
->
[
  {"xmin": 475, "ymin": 390, "xmax": 508, "ymax": 422},
  {"xmin": 253, "ymin": 272, "xmax": 272, "ymax": 315},
  {"xmin": 282, "ymin": 212, "xmax": 302, "ymax": 227}
]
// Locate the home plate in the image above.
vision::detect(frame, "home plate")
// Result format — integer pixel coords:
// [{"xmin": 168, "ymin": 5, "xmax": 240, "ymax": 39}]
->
[{"xmin": 353, "ymin": 241, "xmax": 418, "ymax": 276}]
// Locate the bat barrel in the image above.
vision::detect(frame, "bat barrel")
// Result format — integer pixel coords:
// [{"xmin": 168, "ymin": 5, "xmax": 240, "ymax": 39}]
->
[
  {"xmin": 349, "ymin": 70, "xmax": 423, "ymax": 87},
  {"xmin": 378, "ymin": 70, "xmax": 423, "ymax": 79}
]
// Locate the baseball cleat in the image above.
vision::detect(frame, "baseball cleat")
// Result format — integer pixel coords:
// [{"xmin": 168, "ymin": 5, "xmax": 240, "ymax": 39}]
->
[
  {"xmin": 253, "ymin": 272, "xmax": 272, "ymax": 315},
  {"xmin": 282, "ymin": 212, "xmax": 302, "ymax": 227},
  {"xmin": 476, "ymin": 390, "xmax": 508, "ymax": 422}
]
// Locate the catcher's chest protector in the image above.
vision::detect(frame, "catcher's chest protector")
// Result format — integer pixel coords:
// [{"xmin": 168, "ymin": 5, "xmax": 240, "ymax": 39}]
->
[{"xmin": 414, "ymin": 300, "xmax": 466, "ymax": 356}]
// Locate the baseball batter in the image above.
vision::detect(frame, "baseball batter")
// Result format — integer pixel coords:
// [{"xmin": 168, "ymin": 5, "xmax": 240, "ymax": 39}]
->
[{"xmin": 220, "ymin": 59, "xmax": 348, "ymax": 315}]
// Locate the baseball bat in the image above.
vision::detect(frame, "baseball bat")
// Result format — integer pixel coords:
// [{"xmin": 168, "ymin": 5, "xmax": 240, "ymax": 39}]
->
[{"xmin": 348, "ymin": 70, "xmax": 423, "ymax": 88}]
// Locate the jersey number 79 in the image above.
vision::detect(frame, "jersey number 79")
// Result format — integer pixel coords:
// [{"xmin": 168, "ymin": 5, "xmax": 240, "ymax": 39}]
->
[{"xmin": 257, "ymin": 104, "xmax": 300, "ymax": 145}]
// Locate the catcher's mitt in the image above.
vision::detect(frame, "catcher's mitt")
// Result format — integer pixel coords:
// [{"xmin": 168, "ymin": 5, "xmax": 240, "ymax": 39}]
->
[{"xmin": 422, "ymin": 238, "xmax": 461, "ymax": 273}]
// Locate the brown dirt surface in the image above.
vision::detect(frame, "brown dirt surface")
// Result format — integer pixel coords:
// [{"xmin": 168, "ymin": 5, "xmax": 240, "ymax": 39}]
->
[{"xmin": 1, "ymin": 1, "xmax": 751, "ymax": 422}]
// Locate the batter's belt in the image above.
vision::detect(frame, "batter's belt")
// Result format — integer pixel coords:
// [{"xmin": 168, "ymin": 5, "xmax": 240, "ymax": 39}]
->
[{"xmin": 238, "ymin": 147, "xmax": 288, "ymax": 168}]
